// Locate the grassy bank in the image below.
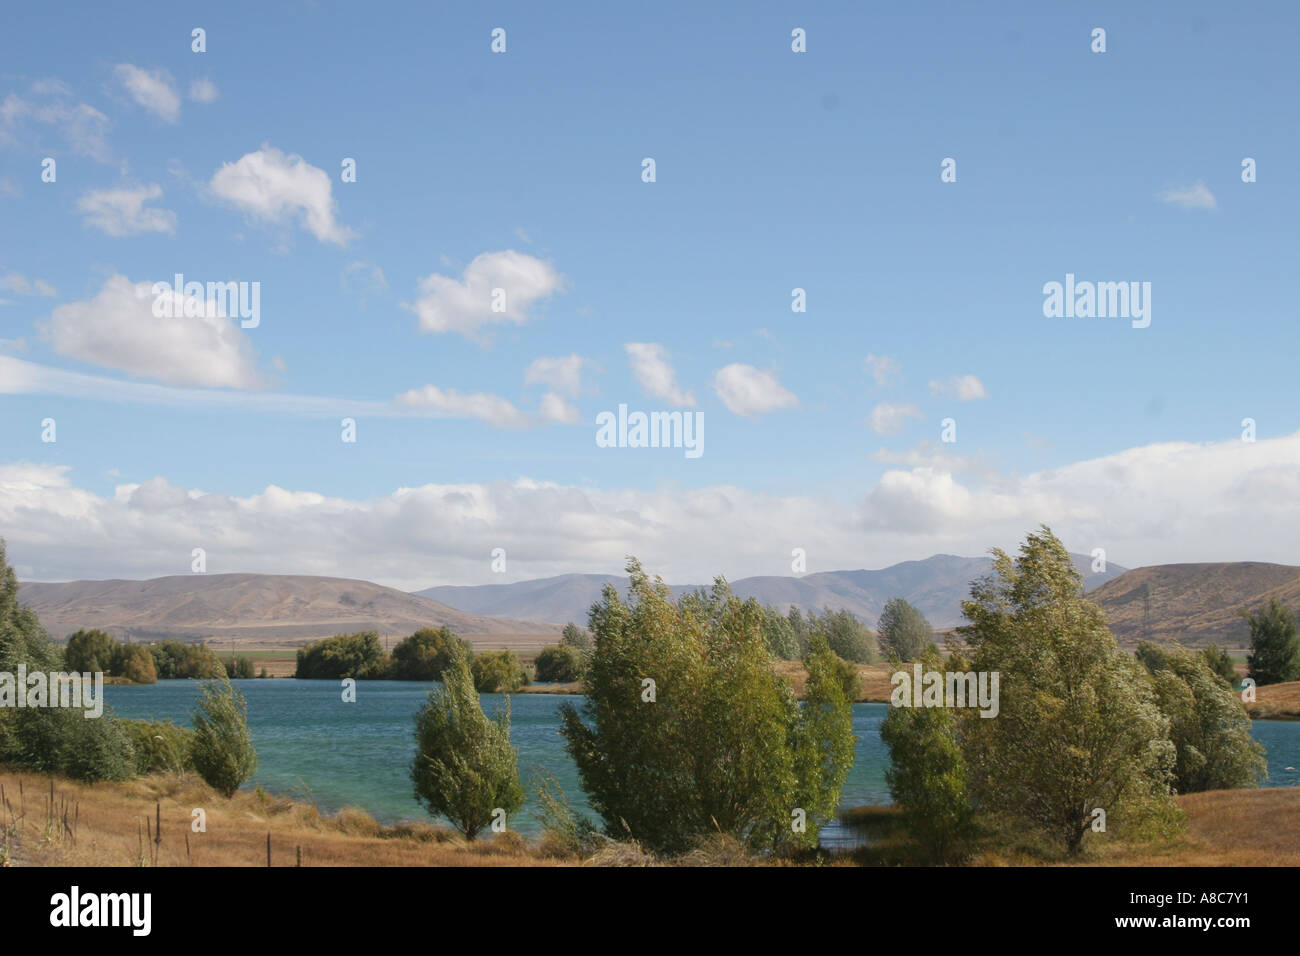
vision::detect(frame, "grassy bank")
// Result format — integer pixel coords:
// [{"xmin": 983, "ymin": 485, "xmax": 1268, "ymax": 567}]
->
[
  {"xmin": 4, "ymin": 768, "xmax": 1296, "ymax": 867},
  {"xmin": 1247, "ymin": 680, "xmax": 1300, "ymax": 720}
]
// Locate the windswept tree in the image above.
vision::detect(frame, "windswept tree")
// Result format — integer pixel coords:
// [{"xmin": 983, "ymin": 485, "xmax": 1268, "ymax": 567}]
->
[
  {"xmin": 877, "ymin": 598, "xmax": 934, "ymax": 661},
  {"xmin": 1244, "ymin": 599, "xmax": 1300, "ymax": 686},
  {"xmin": 760, "ymin": 604, "xmax": 800, "ymax": 660},
  {"xmin": 190, "ymin": 676, "xmax": 258, "ymax": 797},
  {"xmin": 1137, "ymin": 643, "xmax": 1266, "ymax": 792},
  {"xmin": 958, "ymin": 527, "xmax": 1180, "ymax": 856},
  {"xmin": 411, "ymin": 644, "xmax": 523, "ymax": 839},
  {"xmin": 811, "ymin": 608, "xmax": 878, "ymax": 664},
  {"xmin": 559, "ymin": 559, "xmax": 856, "ymax": 856},
  {"xmin": 560, "ymin": 622, "xmax": 592, "ymax": 654}
]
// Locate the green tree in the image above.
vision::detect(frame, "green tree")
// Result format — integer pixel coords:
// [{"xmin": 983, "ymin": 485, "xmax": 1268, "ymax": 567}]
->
[
  {"xmin": 148, "ymin": 640, "xmax": 225, "ymax": 679},
  {"xmin": 788, "ymin": 635, "xmax": 856, "ymax": 849},
  {"xmin": 877, "ymin": 598, "xmax": 934, "ymax": 661},
  {"xmin": 294, "ymin": 631, "xmax": 390, "ymax": 680},
  {"xmin": 122, "ymin": 719, "xmax": 195, "ymax": 775},
  {"xmin": 534, "ymin": 644, "xmax": 584, "ymax": 682},
  {"xmin": 958, "ymin": 527, "xmax": 1180, "ymax": 856},
  {"xmin": 811, "ymin": 608, "xmax": 878, "ymax": 664},
  {"xmin": 560, "ymin": 622, "xmax": 592, "ymax": 653},
  {"xmin": 390, "ymin": 626, "xmax": 470, "ymax": 681},
  {"xmin": 65, "ymin": 628, "xmax": 121, "ymax": 673},
  {"xmin": 760, "ymin": 604, "xmax": 800, "ymax": 660},
  {"xmin": 471, "ymin": 650, "xmax": 529, "ymax": 692},
  {"xmin": 1200, "ymin": 644, "xmax": 1237, "ymax": 685},
  {"xmin": 880, "ymin": 645, "xmax": 973, "ymax": 861},
  {"xmin": 411, "ymin": 644, "xmax": 524, "ymax": 839},
  {"xmin": 1137, "ymin": 644, "xmax": 1266, "ymax": 792},
  {"xmin": 190, "ymin": 676, "xmax": 258, "ymax": 797},
  {"xmin": 1243, "ymin": 599, "xmax": 1300, "ymax": 686},
  {"xmin": 559, "ymin": 560, "xmax": 856, "ymax": 856},
  {"xmin": 113, "ymin": 643, "xmax": 158, "ymax": 684}
]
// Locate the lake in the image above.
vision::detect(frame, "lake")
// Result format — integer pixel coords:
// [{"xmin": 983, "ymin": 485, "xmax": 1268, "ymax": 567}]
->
[{"xmin": 104, "ymin": 679, "xmax": 1300, "ymax": 848}]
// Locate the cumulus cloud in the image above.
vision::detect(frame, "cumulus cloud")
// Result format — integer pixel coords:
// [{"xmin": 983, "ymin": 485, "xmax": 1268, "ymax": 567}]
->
[
  {"xmin": 0, "ymin": 80, "xmax": 112, "ymax": 161},
  {"xmin": 77, "ymin": 183, "xmax": 176, "ymax": 236},
  {"xmin": 37, "ymin": 274, "xmax": 261, "ymax": 388},
  {"xmin": 405, "ymin": 251, "xmax": 563, "ymax": 341},
  {"xmin": 524, "ymin": 354, "xmax": 587, "ymax": 397},
  {"xmin": 929, "ymin": 374, "xmax": 988, "ymax": 401},
  {"xmin": 712, "ymin": 364, "xmax": 799, "ymax": 418},
  {"xmin": 4, "ymin": 432, "xmax": 1298, "ymax": 589},
  {"xmin": 189, "ymin": 78, "xmax": 219, "ymax": 103},
  {"xmin": 869, "ymin": 401, "xmax": 923, "ymax": 436},
  {"xmin": 537, "ymin": 391, "xmax": 579, "ymax": 424},
  {"xmin": 209, "ymin": 145, "xmax": 355, "ymax": 244},
  {"xmin": 864, "ymin": 353, "xmax": 901, "ymax": 388},
  {"xmin": 624, "ymin": 343, "xmax": 695, "ymax": 405},
  {"xmin": 113, "ymin": 64, "xmax": 181, "ymax": 123},
  {"xmin": 394, "ymin": 384, "xmax": 532, "ymax": 429},
  {"xmin": 1158, "ymin": 180, "xmax": 1217, "ymax": 210}
]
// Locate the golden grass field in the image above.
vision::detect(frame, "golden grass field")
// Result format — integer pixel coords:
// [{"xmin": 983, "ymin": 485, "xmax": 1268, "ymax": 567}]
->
[{"xmin": 4, "ymin": 768, "xmax": 1296, "ymax": 867}]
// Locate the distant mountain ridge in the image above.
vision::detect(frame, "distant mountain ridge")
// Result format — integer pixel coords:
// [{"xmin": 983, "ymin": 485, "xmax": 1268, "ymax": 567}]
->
[
  {"xmin": 416, "ymin": 553, "xmax": 1126, "ymax": 630},
  {"xmin": 18, "ymin": 573, "xmax": 562, "ymax": 647}
]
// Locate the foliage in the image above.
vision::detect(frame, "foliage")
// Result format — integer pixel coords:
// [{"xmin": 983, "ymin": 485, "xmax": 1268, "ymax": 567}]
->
[
  {"xmin": 810, "ymin": 608, "xmax": 878, "ymax": 664},
  {"xmin": 1244, "ymin": 599, "xmax": 1300, "ymax": 686},
  {"xmin": 294, "ymin": 631, "xmax": 390, "ymax": 680},
  {"xmin": 1200, "ymin": 644, "xmax": 1238, "ymax": 685},
  {"xmin": 122, "ymin": 718, "xmax": 196, "ymax": 775},
  {"xmin": 64, "ymin": 629, "xmax": 119, "ymax": 673},
  {"xmin": 223, "ymin": 655, "xmax": 255, "ymax": 680},
  {"xmin": 760, "ymin": 604, "xmax": 800, "ymax": 660},
  {"xmin": 390, "ymin": 626, "xmax": 471, "ymax": 681},
  {"xmin": 534, "ymin": 643, "xmax": 584, "ymax": 683},
  {"xmin": 190, "ymin": 676, "xmax": 258, "ymax": 796},
  {"xmin": 411, "ymin": 643, "xmax": 524, "ymax": 839},
  {"xmin": 560, "ymin": 622, "xmax": 592, "ymax": 654},
  {"xmin": 471, "ymin": 649, "xmax": 529, "ymax": 693},
  {"xmin": 877, "ymin": 598, "xmax": 934, "ymax": 661},
  {"xmin": 148, "ymin": 640, "xmax": 226, "ymax": 679}
]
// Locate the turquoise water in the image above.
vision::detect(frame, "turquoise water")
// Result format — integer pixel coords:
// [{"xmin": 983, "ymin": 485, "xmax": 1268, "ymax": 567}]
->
[{"xmin": 103, "ymin": 680, "xmax": 1300, "ymax": 847}]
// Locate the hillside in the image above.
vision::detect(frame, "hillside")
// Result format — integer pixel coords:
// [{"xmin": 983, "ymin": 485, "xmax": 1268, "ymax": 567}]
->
[
  {"xmin": 18, "ymin": 573, "xmax": 562, "ymax": 648},
  {"xmin": 1090, "ymin": 562, "xmax": 1300, "ymax": 645},
  {"xmin": 416, "ymin": 553, "xmax": 1124, "ymax": 629}
]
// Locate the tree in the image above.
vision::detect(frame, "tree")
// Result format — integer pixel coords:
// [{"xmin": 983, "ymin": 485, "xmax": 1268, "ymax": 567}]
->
[
  {"xmin": 1244, "ymin": 599, "xmax": 1300, "ymax": 686},
  {"xmin": 1137, "ymin": 644, "xmax": 1266, "ymax": 793},
  {"xmin": 1200, "ymin": 644, "xmax": 1237, "ymax": 686},
  {"xmin": 471, "ymin": 650, "xmax": 529, "ymax": 692},
  {"xmin": 390, "ymin": 626, "xmax": 470, "ymax": 681},
  {"xmin": 880, "ymin": 645, "xmax": 973, "ymax": 861},
  {"xmin": 534, "ymin": 644, "xmax": 584, "ymax": 682},
  {"xmin": 411, "ymin": 643, "xmax": 523, "ymax": 839},
  {"xmin": 65, "ymin": 629, "xmax": 120, "ymax": 673},
  {"xmin": 190, "ymin": 676, "xmax": 258, "ymax": 797},
  {"xmin": 148, "ymin": 640, "xmax": 225, "ymax": 679},
  {"xmin": 760, "ymin": 604, "xmax": 800, "ymax": 660},
  {"xmin": 560, "ymin": 623, "xmax": 591, "ymax": 654},
  {"xmin": 958, "ymin": 527, "xmax": 1180, "ymax": 856},
  {"xmin": 811, "ymin": 608, "xmax": 878, "ymax": 663},
  {"xmin": 789, "ymin": 635, "xmax": 856, "ymax": 849},
  {"xmin": 294, "ymin": 631, "xmax": 390, "ymax": 679},
  {"xmin": 223, "ymin": 655, "xmax": 255, "ymax": 680},
  {"xmin": 114, "ymin": 643, "xmax": 158, "ymax": 684},
  {"xmin": 877, "ymin": 598, "xmax": 934, "ymax": 661},
  {"xmin": 559, "ymin": 559, "xmax": 856, "ymax": 856}
]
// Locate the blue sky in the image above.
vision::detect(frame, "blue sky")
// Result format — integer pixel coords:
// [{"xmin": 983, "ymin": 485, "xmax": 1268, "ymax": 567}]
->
[{"xmin": 1, "ymin": 1, "xmax": 1298, "ymax": 588}]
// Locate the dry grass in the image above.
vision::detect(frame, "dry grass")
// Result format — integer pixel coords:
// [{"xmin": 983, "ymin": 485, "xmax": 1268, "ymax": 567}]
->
[
  {"xmin": 775, "ymin": 660, "xmax": 894, "ymax": 702},
  {"xmin": 0, "ymin": 770, "xmax": 547, "ymax": 867},
  {"xmin": 1247, "ymin": 680, "xmax": 1300, "ymax": 721}
]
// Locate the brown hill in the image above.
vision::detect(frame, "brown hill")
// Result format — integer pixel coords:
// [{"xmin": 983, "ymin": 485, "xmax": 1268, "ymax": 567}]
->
[
  {"xmin": 18, "ymin": 573, "xmax": 562, "ymax": 650},
  {"xmin": 1090, "ymin": 562, "xmax": 1300, "ymax": 645}
]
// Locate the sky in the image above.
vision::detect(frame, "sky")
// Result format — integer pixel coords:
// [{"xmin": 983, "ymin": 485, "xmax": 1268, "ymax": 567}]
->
[{"xmin": 1, "ymin": 1, "xmax": 1298, "ymax": 590}]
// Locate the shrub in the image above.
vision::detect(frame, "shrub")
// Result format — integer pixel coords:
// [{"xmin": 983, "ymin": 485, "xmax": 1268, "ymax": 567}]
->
[
  {"xmin": 471, "ymin": 650, "xmax": 529, "ymax": 693},
  {"xmin": 390, "ymin": 626, "xmax": 471, "ymax": 681},
  {"xmin": 123, "ymin": 718, "xmax": 195, "ymax": 775},
  {"xmin": 411, "ymin": 644, "xmax": 524, "ymax": 839},
  {"xmin": 534, "ymin": 644, "xmax": 584, "ymax": 682},
  {"xmin": 190, "ymin": 677, "xmax": 258, "ymax": 797},
  {"xmin": 294, "ymin": 631, "xmax": 390, "ymax": 680}
]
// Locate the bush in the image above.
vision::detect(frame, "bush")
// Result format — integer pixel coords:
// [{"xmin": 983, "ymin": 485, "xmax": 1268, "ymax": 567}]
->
[
  {"xmin": 471, "ymin": 650, "xmax": 529, "ymax": 693},
  {"xmin": 534, "ymin": 644, "xmax": 584, "ymax": 682},
  {"xmin": 149, "ymin": 640, "xmax": 225, "ymax": 679},
  {"xmin": 123, "ymin": 718, "xmax": 196, "ymax": 775},
  {"xmin": 190, "ymin": 677, "xmax": 258, "ymax": 797},
  {"xmin": 390, "ymin": 626, "xmax": 471, "ymax": 681},
  {"xmin": 559, "ymin": 560, "xmax": 856, "ymax": 856},
  {"xmin": 411, "ymin": 643, "xmax": 524, "ymax": 839},
  {"xmin": 295, "ymin": 631, "xmax": 390, "ymax": 680}
]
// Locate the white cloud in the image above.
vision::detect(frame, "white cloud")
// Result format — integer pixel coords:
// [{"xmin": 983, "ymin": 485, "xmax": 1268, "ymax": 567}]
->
[
  {"xmin": 394, "ymin": 384, "xmax": 532, "ymax": 429},
  {"xmin": 1, "ymin": 272, "xmax": 57, "ymax": 296},
  {"xmin": 77, "ymin": 183, "xmax": 176, "ymax": 236},
  {"xmin": 0, "ymin": 81, "xmax": 112, "ymax": 161},
  {"xmin": 625, "ymin": 343, "xmax": 695, "ymax": 405},
  {"xmin": 524, "ymin": 354, "xmax": 586, "ymax": 397},
  {"xmin": 537, "ymin": 392, "xmax": 579, "ymax": 424},
  {"xmin": 712, "ymin": 364, "xmax": 799, "ymax": 418},
  {"xmin": 864, "ymin": 353, "xmax": 900, "ymax": 388},
  {"xmin": 405, "ymin": 251, "xmax": 563, "ymax": 341},
  {"xmin": 209, "ymin": 145, "xmax": 355, "ymax": 245},
  {"xmin": 1158, "ymin": 180, "xmax": 1217, "ymax": 210},
  {"xmin": 929, "ymin": 374, "xmax": 988, "ymax": 401},
  {"xmin": 113, "ymin": 64, "xmax": 181, "ymax": 123},
  {"xmin": 37, "ymin": 274, "xmax": 261, "ymax": 388},
  {"xmin": 189, "ymin": 78, "xmax": 219, "ymax": 103},
  {"xmin": 4, "ymin": 432, "xmax": 1299, "ymax": 590},
  {"xmin": 870, "ymin": 401, "xmax": 923, "ymax": 436}
]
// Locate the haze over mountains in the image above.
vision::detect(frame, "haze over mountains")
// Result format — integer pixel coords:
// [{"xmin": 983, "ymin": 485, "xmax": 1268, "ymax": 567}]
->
[
  {"xmin": 417, "ymin": 553, "xmax": 1127, "ymax": 631},
  {"xmin": 18, "ymin": 574, "xmax": 562, "ymax": 648}
]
